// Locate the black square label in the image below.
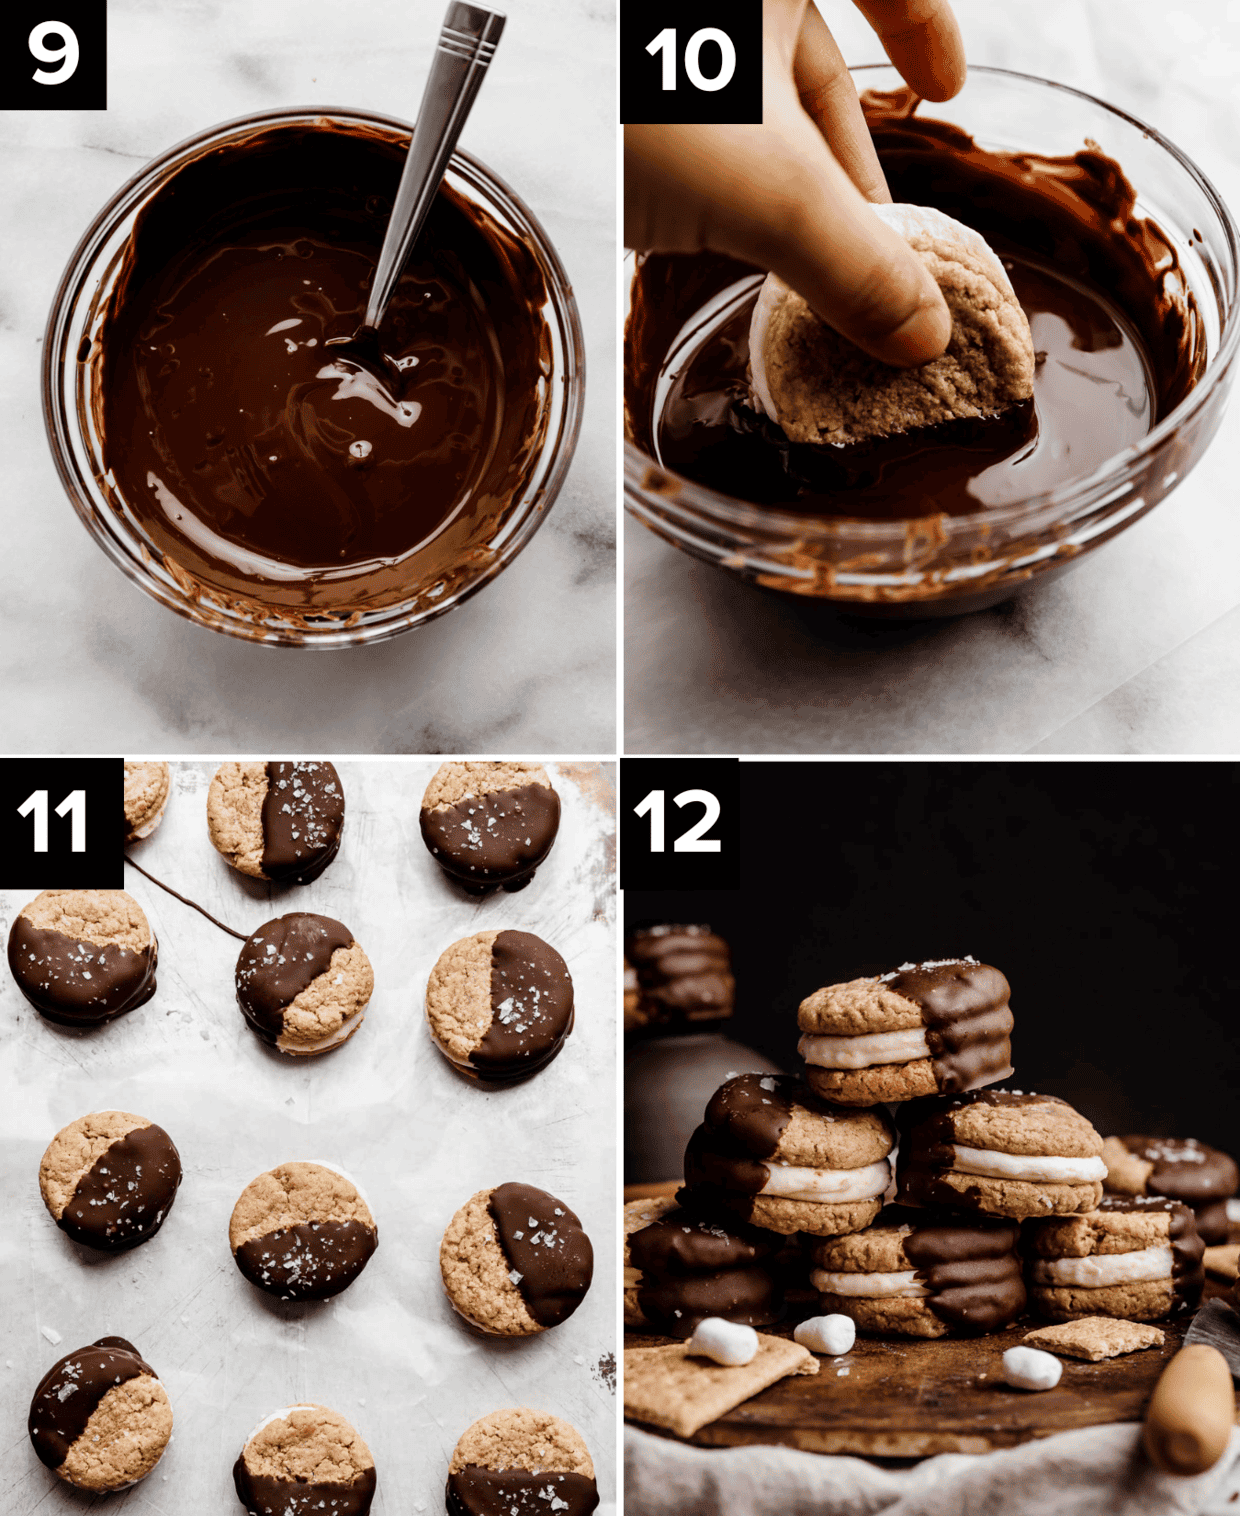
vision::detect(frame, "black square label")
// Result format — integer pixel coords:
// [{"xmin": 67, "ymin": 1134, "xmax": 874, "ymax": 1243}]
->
[
  {"xmin": 0, "ymin": 758, "xmax": 123, "ymax": 889},
  {"xmin": 0, "ymin": 1, "xmax": 107, "ymax": 111},
  {"xmin": 621, "ymin": 0, "xmax": 762, "ymax": 125},
  {"xmin": 620, "ymin": 758, "xmax": 739, "ymax": 890}
]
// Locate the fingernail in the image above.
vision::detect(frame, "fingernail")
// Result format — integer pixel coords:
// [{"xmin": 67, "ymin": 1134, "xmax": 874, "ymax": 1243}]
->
[{"xmin": 881, "ymin": 299, "xmax": 952, "ymax": 368}]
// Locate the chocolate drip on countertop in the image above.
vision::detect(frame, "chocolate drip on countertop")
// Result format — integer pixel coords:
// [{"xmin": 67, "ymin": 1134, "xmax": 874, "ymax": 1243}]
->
[
  {"xmin": 421, "ymin": 784, "xmax": 561, "ymax": 892},
  {"xmin": 488, "ymin": 1182, "xmax": 593, "ymax": 1327},
  {"xmin": 261, "ymin": 762, "xmax": 345, "ymax": 883},
  {"xmin": 883, "ymin": 959, "xmax": 1013, "ymax": 1092},
  {"xmin": 7, "ymin": 919, "xmax": 157, "ymax": 1027},
  {"xmin": 59, "ymin": 1123, "xmax": 182, "ymax": 1252},
  {"xmin": 234, "ymin": 1219, "xmax": 377, "ymax": 1301},
  {"xmin": 1096, "ymin": 1195, "xmax": 1205, "ymax": 1311},
  {"xmin": 472, "ymin": 930, "xmax": 574, "ymax": 1079},
  {"xmin": 235, "ymin": 913, "xmax": 354, "ymax": 1043},
  {"xmin": 447, "ymin": 1467, "xmax": 598, "ymax": 1516},
  {"xmin": 28, "ymin": 1338, "xmax": 154, "ymax": 1468},
  {"xmin": 124, "ymin": 854, "xmax": 247, "ymax": 939},
  {"xmin": 897, "ymin": 1209, "xmax": 1026, "ymax": 1332},
  {"xmin": 234, "ymin": 1463, "xmax": 377, "ymax": 1516}
]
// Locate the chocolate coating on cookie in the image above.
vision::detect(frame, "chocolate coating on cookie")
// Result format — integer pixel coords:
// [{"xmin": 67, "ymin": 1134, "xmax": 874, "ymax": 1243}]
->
[
  {"xmin": 488, "ymin": 1183, "xmax": 593, "ymax": 1327},
  {"xmin": 7, "ymin": 893, "xmax": 157, "ymax": 1028},
  {"xmin": 260, "ymin": 761, "xmax": 345, "ymax": 883},
  {"xmin": 236, "ymin": 913, "xmax": 355, "ymax": 1045},
  {"xmin": 421, "ymin": 784, "xmax": 560, "ymax": 893},
  {"xmin": 234, "ymin": 1221, "xmax": 378, "ymax": 1301},
  {"xmin": 628, "ymin": 1204, "xmax": 783, "ymax": 1337},
  {"xmin": 234, "ymin": 1405, "xmax": 376, "ymax": 1515},
  {"xmin": 28, "ymin": 1337, "xmax": 156, "ymax": 1470},
  {"xmin": 237, "ymin": 1468, "xmax": 377, "ymax": 1516},
  {"xmin": 475, "ymin": 932, "xmax": 574, "ymax": 1079},
  {"xmin": 1105, "ymin": 1135, "xmax": 1238, "ymax": 1246},
  {"xmin": 899, "ymin": 1210, "xmax": 1026, "ymax": 1332},
  {"xmin": 884, "ymin": 959, "xmax": 1013, "ymax": 1091},
  {"xmin": 52, "ymin": 1123, "xmax": 181, "ymax": 1253},
  {"xmin": 1097, "ymin": 1196, "xmax": 1206, "ymax": 1310},
  {"xmin": 626, "ymin": 924, "xmax": 734, "ymax": 1030},
  {"xmin": 447, "ymin": 1467, "xmax": 599, "ymax": 1516}
]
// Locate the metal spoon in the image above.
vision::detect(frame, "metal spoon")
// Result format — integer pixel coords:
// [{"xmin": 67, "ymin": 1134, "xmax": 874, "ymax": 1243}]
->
[{"xmin": 361, "ymin": 0, "xmax": 506, "ymax": 334}]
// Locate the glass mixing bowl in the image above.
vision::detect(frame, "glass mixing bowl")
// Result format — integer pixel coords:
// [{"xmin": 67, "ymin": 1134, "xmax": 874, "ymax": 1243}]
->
[
  {"xmin": 45, "ymin": 106, "xmax": 585, "ymax": 647},
  {"xmin": 624, "ymin": 65, "xmax": 1239, "ymax": 617}
]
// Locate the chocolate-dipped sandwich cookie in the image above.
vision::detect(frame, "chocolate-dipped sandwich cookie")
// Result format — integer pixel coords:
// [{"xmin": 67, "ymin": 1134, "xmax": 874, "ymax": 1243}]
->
[
  {"xmin": 624, "ymin": 1195, "xmax": 783, "ymax": 1337},
  {"xmin": 236, "ymin": 913, "xmax": 373, "ymax": 1056},
  {"xmin": 809, "ymin": 1206, "xmax": 1025, "ymax": 1338},
  {"xmin": 440, "ymin": 1183, "xmax": 593, "ymax": 1336},
  {"xmin": 426, "ymin": 929, "xmax": 573, "ymax": 1082},
  {"xmin": 208, "ymin": 761, "xmax": 345, "ymax": 883},
  {"xmin": 28, "ymin": 1337, "xmax": 172, "ymax": 1492},
  {"xmin": 420, "ymin": 761, "xmax": 560, "ymax": 893},
  {"xmin": 681, "ymin": 1073, "xmax": 895, "ymax": 1237},
  {"xmin": 1023, "ymin": 1195, "xmax": 1205, "ymax": 1323},
  {"xmin": 229, "ymin": 1161, "xmax": 377, "ymax": 1301},
  {"xmin": 898, "ymin": 1090, "xmax": 1105, "ymax": 1218},
  {"xmin": 446, "ymin": 1409, "xmax": 598, "ymax": 1516},
  {"xmin": 1102, "ymin": 1134, "xmax": 1238, "ymax": 1246},
  {"xmin": 798, "ymin": 958, "xmax": 1013, "ymax": 1107},
  {"xmin": 40, "ymin": 1111, "xmax": 181, "ymax": 1252},
  {"xmin": 234, "ymin": 1404, "xmax": 376, "ymax": 1516},
  {"xmin": 625, "ymin": 924, "xmax": 734, "ymax": 1032},
  {"xmin": 124, "ymin": 760, "xmax": 170, "ymax": 843},
  {"xmin": 8, "ymin": 889, "xmax": 157, "ymax": 1027}
]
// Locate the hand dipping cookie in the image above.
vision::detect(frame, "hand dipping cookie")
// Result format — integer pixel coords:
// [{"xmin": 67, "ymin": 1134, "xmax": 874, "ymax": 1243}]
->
[
  {"xmin": 233, "ymin": 1403, "xmax": 376, "ymax": 1515},
  {"xmin": 7, "ymin": 889, "xmax": 157, "ymax": 1028},
  {"xmin": 229, "ymin": 1161, "xmax": 377, "ymax": 1301},
  {"xmin": 40, "ymin": 1111, "xmax": 181, "ymax": 1252},
  {"xmin": 446, "ymin": 1408, "xmax": 598, "ymax": 1516},
  {"xmin": 235, "ymin": 913, "xmax": 373, "ymax": 1056},
  {"xmin": 208, "ymin": 761, "xmax": 345, "ymax": 883},
  {"xmin": 420, "ymin": 761, "xmax": 560, "ymax": 893}
]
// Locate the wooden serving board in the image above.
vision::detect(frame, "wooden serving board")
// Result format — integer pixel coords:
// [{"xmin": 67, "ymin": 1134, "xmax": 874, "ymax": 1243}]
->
[{"xmin": 626, "ymin": 1280, "xmax": 1234, "ymax": 1458}]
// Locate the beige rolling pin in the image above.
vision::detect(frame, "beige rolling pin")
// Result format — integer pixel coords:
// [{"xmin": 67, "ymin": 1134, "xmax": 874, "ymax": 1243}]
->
[{"xmin": 1143, "ymin": 1344, "xmax": 1235, "ymax": 1474}]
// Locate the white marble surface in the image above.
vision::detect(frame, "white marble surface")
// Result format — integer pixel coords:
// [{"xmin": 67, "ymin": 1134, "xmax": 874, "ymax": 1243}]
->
[
  {"xmin": 0, "ymin": 0, "xmax": 616, "ymax": 753},
  {"xmin": 624, "ymin": 0, "xmax": 1240, "ymax": 755},
  {"xmin": 0, "ymin": 760, "xmax": 617, "ymax": 1512}
]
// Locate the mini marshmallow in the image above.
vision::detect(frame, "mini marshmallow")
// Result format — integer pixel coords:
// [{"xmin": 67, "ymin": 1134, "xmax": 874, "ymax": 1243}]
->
[
  {"xmin": 686, "ymin": 1317, "xmax": 759, "ymax": 1366},
  {"xmin": 1002, "ymin": 1346, "xmax": 1063, "ymax": 1392},
  {"xmin": 794, "ymin": 1315, "xmax": 856, "ymax": 1356}
]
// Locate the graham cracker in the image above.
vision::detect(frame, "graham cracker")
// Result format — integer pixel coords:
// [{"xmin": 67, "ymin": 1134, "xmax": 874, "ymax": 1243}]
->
[
  {"xmin": 623, "ymin": 1335, "xmax": 818, "ymax": 1439},
  {"xmin": 1023, "ymin": 1317, "xmax": 1164, "ymax": 1362}
]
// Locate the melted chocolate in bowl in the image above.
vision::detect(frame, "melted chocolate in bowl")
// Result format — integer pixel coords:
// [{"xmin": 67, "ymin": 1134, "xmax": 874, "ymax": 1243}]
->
[
  {"xmin": 630, "ymin": 88, "xmax": 1206, "ymax": 525},
  {"xmin": 89, "ymin": 119, "xmax": 552, "ymax": 618}
]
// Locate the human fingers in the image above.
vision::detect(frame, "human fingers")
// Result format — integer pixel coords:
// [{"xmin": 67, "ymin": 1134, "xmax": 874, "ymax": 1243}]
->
[
  {"xmin": 851, "ymin": 0, "xmax": 966, "ymax": 101},
  {"xmin": 794, "ymin": 1, "xmax": 891, "ymax": 203}
]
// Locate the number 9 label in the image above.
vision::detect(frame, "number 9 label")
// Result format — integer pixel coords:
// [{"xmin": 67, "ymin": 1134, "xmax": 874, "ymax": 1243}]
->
[
  {"xmin": 3, "ymin": 3, "xmax": 106, "ymax": 109},
  {"xmin": 30, "ymin": 20, "xmax": 79, "ymax": 83}
]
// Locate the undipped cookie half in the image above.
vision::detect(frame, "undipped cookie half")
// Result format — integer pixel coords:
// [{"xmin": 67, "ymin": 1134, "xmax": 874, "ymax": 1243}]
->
[
  {"xmin": 28, "ymin": 1337, "xmax": 172, "ymax": 1492},
  {"xmin": 440, "ymin": 1183, "xmax": 594, "ymax": 1336},
  {"xmin": 420, "ymin": 761, "xmax": 560, "ymax": 893},
  {"xmin": 124, "ymin": 760, "xmax": 171, "ymax": 843},
  {"xmin": 208, "ymin": 761, "xmax": 345, "ymax": 883},
  {"xmin": 236, "ymin": 913, "xmax": 374, "ymax": 1056},
  {"xmin": 426, "ymin": 929, "xmax": 574, "ymax": 1082},
  {"xmin": 234, "ymin": 1403, "xmax": 376, "ymax": 1515},
  {"xmin": 7, "ymin": 889, "xmax": 158, "ymax": 1028},
  {"xmin": 40, "ymin": 1110, "xmax": 181, "ymax": 1252},
  {"xmin": 229, "ymin": 1161, "xmax": 378, "ymax": 1302},
  {"xmin": 1102, "ymin": 1134, "xmax": 1239, "ymax": 1247},
  {"xmin": 446, "ymin": 1408, "xmax": 598, "ymax": 1516}
]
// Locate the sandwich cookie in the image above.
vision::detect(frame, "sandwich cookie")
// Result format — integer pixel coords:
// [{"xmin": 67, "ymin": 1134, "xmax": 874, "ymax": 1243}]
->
[
  {"xmin": 28, "ymin": 1337, "xmax": 172, "ymax": 1492},
  {"xmin": 446, "ymin": 1408, "xmax": 598, "ymax": 1516},
  {"xmin": 1024, "ymin": 1195, "xmax": 1206, "ymax": 1322},
  {"xmin": 898, "ymin": 1090, "xmax": 1105, "ymax": 1218},
  {"xmin": 124, "ymin": 760, "xmax": 170, "ymax": 843},
  {"xmin": 207, "ymin": 761, "xmax": 345, "ymax": 883},
  {"xmin": 426, "ymin": 930, "xmax": 573, "ymax": 1082},
  {"xmin": 440, "ymin": 1183, "xmax": 593, "ymax": 1336},
  {"xmin": 420, "ymin": 762, "xmax": 560, "ymax": 893},
  {"xmin": 798, "ymin": 957, "xmax": 1013, "ymax": 1107},
  {"xmin": 234, "ymin": 1403, "xmax": 376, "ymax": 1516},
  {"xmin": 624, "ymin": 1194, "xmax": 783, "ymax": 1337},
  {"xmin": 681, "ymin": 1073, "xmax": 895, "ymax": 1237},
  {"xmin": 626, "ymin": 924, "xmax": 735, "ymax": 1031},
  {"xmin": 1102, "ymin": 1135, "xmax": 1239, "ymax": 1247},
  {"xmin": 808, "ymin": 1206, "xmax": 1026, "ymax": 1338},
  {"xmin": 7, "ymin": 889, "xmax": 157, "ymax": 1028},
  {"xmin": 236, "ymin": 913, "xmax": 373, "ymax": 1056},
  {"xmin": 624, "ymin": 958, "xmax": 642, "ymax": 1032},
  {"xmin": 229, "ymin": 1161, "xmax": 377, "ymax": 1301},
  {"xmin": 39, "ymin": 1111, "xmax": 181, "ymax": 1252}
]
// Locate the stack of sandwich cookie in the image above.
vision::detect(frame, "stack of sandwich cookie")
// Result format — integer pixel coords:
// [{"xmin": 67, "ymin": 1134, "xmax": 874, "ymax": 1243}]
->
[
  {"xmin": 625, "ymin": 924, "xmax": 735, "ymax": 1031},
  {"xmin": 624, "ymin": 1195, "xmax": 784, "ymax": 1337},
  {"xmin": 808, "ymin": 1206, "xmax": 1025, "ymax": 1337},
  {"xmin": 229, "ymin": 1161, "xmax": 378, "ymax": 1301},
  {"xmin": 798, "ymin": 958, "xmax": 1013, "ymax": 1106},
  {"xmin": 39, "ymin": 1111, "xmax": 181, "ymax": 1252},
  {"xmin": 123, "ymin": 760, "xmax": 170, "ymax": 843},
  {"xmin": 420, "ymin": 761, "xmax": 561, "ymax": 893},
  {"xmin": 233, "ymin": 1404, "xmax": 375, "ymax": 1516},
  {"xmin": 27, "ymin": 1337, "xmax": 172, "ymax": 1492},
  {"xmin": 1023, "ymin": 1195, "xmax": 1205, "ymax": 1322},
  {"xmin": 7, "ymin": 889, "xmax": 157, "ymax": 1027},
  {"xmin": 235, "ymin": 913, "xmax": 374, "ymax": 1056},
  {"xmin": 207, "ymin": 761, "xmax": 345, "ymax": 884},
  {"xmin": 445, "ymin": 1408, "xmax": 598, "ymax": 1516},
  {"xmin": 1101, "ymin": 1134, "xmax": 1239, "ymax": 1246},
  {"xmin": 681, "ymin": 1073, "xmax": 895, "ymax": 1237},
  {"xmin": 897, "ymin": 1090, "xmax": 1105, "ymax": 1217}
]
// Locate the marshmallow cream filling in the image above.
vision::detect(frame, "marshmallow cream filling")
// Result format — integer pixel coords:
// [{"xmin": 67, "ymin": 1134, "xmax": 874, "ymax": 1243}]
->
[
  {"xmin": 278, "ymin": 1005, "xmax": 365, "ymax": 1054},
  {"xmin": 810, "ymin": 1267, "xmax": 930, "ymax": 1299},
  {"xmin": 798, "ymin": 1027, "xmax": 930, "ymax": 1070},
  {"xmin": 759, "ymin": 1157, "xmax": 891, "ymax": 1204},
  {"xmin": 950, "ymin": 1145, "xmax": 1107, "ymax": 1184},
  {"xmin": 1030, "ymin": 1244, "xmax": 1174, "ymax": 1289}
]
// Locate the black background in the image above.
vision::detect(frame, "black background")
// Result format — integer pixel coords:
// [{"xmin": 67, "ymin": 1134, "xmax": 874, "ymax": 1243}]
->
[
  {"xmin": 0, "ymin": 1, "xmax": 107, "ymax": 111},
  {"xmin": 625, "ymin": 760, "xmax": 1239, "ymax": 1153}
]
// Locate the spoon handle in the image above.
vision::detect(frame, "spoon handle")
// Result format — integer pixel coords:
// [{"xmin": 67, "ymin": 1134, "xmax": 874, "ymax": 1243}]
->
[{"xmin": 364, "ymin": 1, "xmax": 506, "ymax": 330}]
